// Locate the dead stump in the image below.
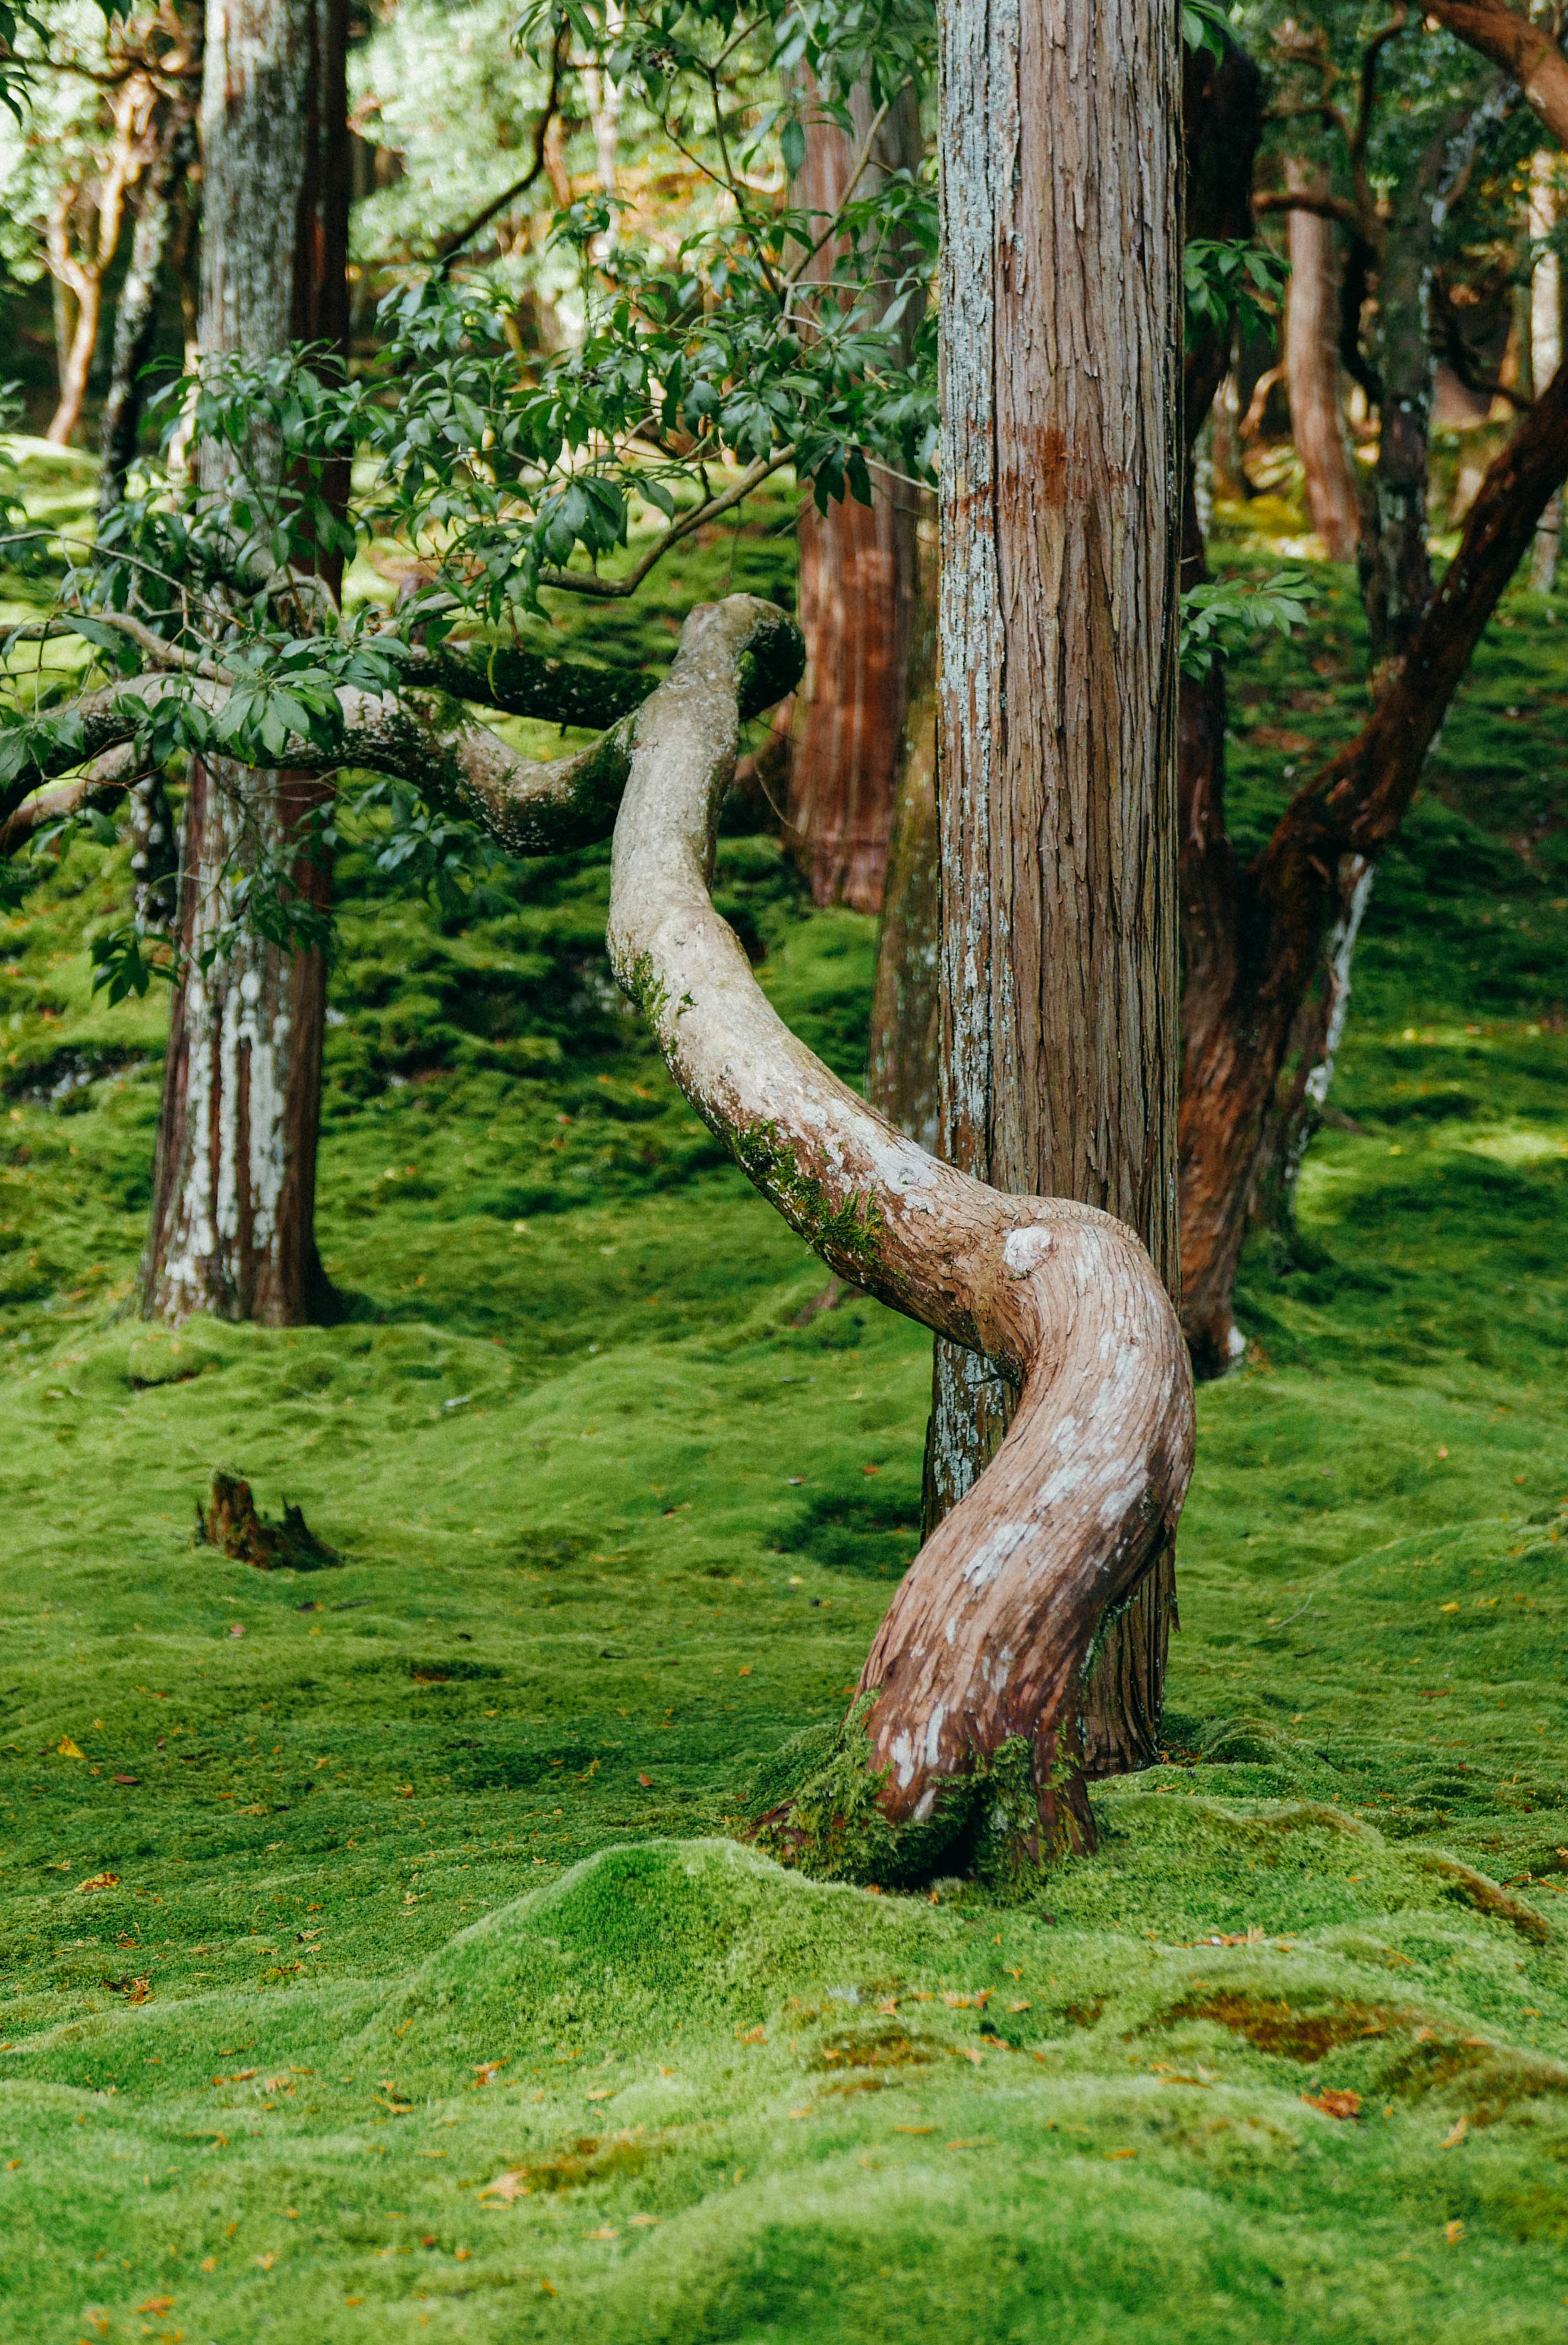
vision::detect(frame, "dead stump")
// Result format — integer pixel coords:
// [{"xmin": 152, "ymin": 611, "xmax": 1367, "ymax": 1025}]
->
[{"xmin": 197, "ymin": 1470, "xmax": 340, "ymax": 1571}]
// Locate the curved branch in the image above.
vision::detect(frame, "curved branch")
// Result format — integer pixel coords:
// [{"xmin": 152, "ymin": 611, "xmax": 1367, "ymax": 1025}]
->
[
  {"xmin": 0, "ymin": 746, "xmax": 142, "ymax": 857},
  {"xmin": 391, "ymin": 637, "xmax": 657, "ymax": 728},
  {"xmin": 1424, "ymin": 0, "xmax": 1568, "ymax": 149},
  {"xmin": 602, "ymin": 597, "xmax": 1195, "ymax": 1857}
]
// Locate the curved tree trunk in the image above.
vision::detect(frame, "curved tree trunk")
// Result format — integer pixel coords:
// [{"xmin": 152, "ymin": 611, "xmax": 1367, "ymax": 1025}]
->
[
  {"xmin": 928, "ymin": 0, "xmax": 1183, "ymax": 1780},
  {"xmin": 143, "ymin": 0, "xmax": 348, "ymax": 1326},
  {"xmin": 785, "ymin": 77, "xmax": 923, "ymax": 913},
  {"xmin": 1285, "ymin": 169, "xmax": 1362, "ymax": 563},
  {"xmin": 605, "ymin": 598, "xmax": 1194, "ymax": 1860},
  {"xmin": 1178, "ymin": 347, "xmax": 1568, "ymax": 1370}
]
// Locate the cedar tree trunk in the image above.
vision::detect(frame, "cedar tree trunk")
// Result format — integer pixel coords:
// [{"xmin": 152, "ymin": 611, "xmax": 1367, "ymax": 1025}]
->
[
  {"xmin": 786, "ymin": 76, "xmax": 923, "ymax": 912},
  {"xmin": 144, "ymin": 0, "xmax": 348, "ymax": 1325},
  {"xmin": 929, "ymin": 0, "xmax": 1184, "ymax": 1779}
]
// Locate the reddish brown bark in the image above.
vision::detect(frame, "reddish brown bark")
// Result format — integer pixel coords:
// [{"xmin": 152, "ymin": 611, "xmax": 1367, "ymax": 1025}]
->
[
  {"xmin": 786, "ymin": 78, "xmax": 922, "ymax": 912},
  {"xmin": 928, "ymin": 0, "xmax": 1183, "ymax": 1804}
]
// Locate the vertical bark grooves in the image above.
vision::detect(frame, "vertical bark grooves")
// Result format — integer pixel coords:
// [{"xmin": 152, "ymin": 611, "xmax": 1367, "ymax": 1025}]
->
[
  {"xmin": 1285, "ymin": 174, "xmax": 1362, "ymax": 563},
  {"xmin": 933, "ymin": 0, "xmax": 1182, "ymax": 1771},
  {"xmin": 144, "ymin": 0, "xmax": 347, "ymax": 1325},
  {"xmin": 604, "ymin": 596, "xmax": 1194, "ymax": 1853},
  {"xmin": 785, "ymin": 78, "xmax": 923, "ymax": 913}
]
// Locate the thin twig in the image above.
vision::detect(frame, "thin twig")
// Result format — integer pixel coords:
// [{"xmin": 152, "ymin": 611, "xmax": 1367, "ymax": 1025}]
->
[{"xmin": 432, "ymin": 22, "xmax": 568, "ymax": 278}]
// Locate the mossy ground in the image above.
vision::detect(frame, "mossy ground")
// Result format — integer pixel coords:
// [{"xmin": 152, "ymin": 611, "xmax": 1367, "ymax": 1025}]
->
[{"xmin": 1, "ymin": 472, "xmax": 1566, "ymax": 2338}]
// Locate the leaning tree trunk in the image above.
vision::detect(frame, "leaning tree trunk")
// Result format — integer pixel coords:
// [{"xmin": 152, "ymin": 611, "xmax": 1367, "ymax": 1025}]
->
[
  {"xmin": 930, "ymin": 0, "xmax": 1183, "ymax": 1779},
  {"xmin": 143, "ymin": 0, "xmax": 348, "ymax": 1326},
  {"xmin": 1178, "ymin": 347, "xmax": 1568, "ymax": 1372},
  {"xmin": 785, "ymin": 75, "xmax": 923, "ymax": 912},
  {"xmin": 1285, "ymin": 167, "xmax": 1362, "ymax": 563}
]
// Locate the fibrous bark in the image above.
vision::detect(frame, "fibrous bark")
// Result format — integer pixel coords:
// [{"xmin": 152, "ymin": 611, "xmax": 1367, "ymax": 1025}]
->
[
  {"xmin": 785, "ymin": 76, "xmax": 923, "ymax": 913},
  {"xmin": 144, "ymin": 0, "xmax": 349, "ymax": 1326},
  {"xmin": 866, "ymin": 492, "xmax": 939, "ymax": 1151},
  {"xmin": 928, "ymin": 0, "xmax": 1184, "ymax": 1777}
]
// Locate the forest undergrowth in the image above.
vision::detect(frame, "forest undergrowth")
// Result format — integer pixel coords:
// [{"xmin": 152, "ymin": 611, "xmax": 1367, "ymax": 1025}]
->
[{"xmin": 0, "ymin": 446, "xmax": 1565, "ymax": 2341}]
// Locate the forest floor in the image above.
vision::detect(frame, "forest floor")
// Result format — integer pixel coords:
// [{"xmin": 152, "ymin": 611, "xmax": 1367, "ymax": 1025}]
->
[{"xmin": 0, "ymin": 450, "xmax": 1565, "ymax": 2341}]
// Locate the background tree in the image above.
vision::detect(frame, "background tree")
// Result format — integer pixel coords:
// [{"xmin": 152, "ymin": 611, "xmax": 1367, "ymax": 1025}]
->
[{"xmin": 141, "ymin": 0, "xmax": 350, "ymax": 1324}]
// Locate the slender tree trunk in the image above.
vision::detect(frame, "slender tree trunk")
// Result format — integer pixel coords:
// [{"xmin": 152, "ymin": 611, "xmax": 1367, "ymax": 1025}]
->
[
  {"xmin": 98, "ymin": 105, "xmax": 195, "ymax": 524},
  {"xmin": 1285, "ymin": 167, "xmax": 1362, "ymax": 563},
  {"xmin": 143, "ymin": 0, "xmax": 348, "ymax": 1326},
  {"xmin": 1359, "ymin": 105, "xmax": 1493, "ymax": 675},
  {"xmin": 1531, "ymin": 150, "xmax": 1561, "ymax": 593},
  {"xmin": 785, "ymin": 77, "xmax": 923, "ymax": 913},
  {"xmin": 866, "ymin": 493, "xmax": 939, "ymax": 1149},
  {"xmin": 928, "ymin": 0, "xmax": 1182, "ymax": 1780}
]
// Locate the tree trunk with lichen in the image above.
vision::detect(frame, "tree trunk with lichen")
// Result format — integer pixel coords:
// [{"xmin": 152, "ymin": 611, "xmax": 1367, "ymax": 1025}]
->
[
  {"xmin": 144, "ymin": 0, "xmax": 348, "ymax": 1325},
  {"xmin": 922, "ymin": 0, "xmax": 1184, "ymax": 1791}
]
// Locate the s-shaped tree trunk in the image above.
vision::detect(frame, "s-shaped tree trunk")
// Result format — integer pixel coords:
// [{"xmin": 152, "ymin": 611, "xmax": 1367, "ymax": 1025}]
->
[
  {"xmin": 927, "ymin": 0, "xmax": 1184, "ymax": 1777},
  {"xmin": 144, "ymin": 0, "xmax": 349, "ymax": 1325}
]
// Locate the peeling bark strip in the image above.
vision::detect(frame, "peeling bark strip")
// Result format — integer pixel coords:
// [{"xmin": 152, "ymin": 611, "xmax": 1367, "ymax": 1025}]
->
[
  {"xmin": 932, "ymin": 0, "xmax": 1184, "ymax": 1772},
  {"xmin": 604, "ymin": 598, "xmax": 1195, "ymax": 1856}
]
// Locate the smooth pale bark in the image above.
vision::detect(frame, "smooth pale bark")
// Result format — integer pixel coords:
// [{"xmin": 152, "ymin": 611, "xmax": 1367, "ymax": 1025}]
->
[
  {"xmin": 603, "ymin": 598, "xmax": 1193, "ymax": 1853},
  {"xmin": 1285, "ymin": 172, "xmax": 1362, "ymax": 563},
  {"xmin": 930, "ymin": 0, "xmax": 1182, "ymax": 1777},
  {"xmin": 1530, "ymin": 151, "xmax": 1561, "ymax": 593},
  {"xmin": 786, "ymin": 77, "xmax": 923, "ymax": 913},
  {"xmin": 144, "ymin": 0, "xmax": 349, "ymax": 1326},
  {"xmin": 1179, "ymin": 349, "xmax": 1568, "ymax": 1371}
]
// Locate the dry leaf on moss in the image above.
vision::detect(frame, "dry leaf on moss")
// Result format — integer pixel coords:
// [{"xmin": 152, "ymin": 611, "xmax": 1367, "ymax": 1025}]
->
[{"xmin": 1303, "ymin": 2089, "xmax": 1362, "ymax": 2120}]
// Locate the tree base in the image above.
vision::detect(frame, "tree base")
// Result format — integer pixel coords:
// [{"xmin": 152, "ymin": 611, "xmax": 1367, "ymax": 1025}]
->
[{"xmin": 744, "ymin": 1698, "xmax": 1094, "ymax": 1898}]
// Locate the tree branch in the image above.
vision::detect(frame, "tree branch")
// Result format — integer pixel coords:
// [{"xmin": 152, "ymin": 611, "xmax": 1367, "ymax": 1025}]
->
[
  {"xmin": 1424, "ymin": 0, "xmax": 1568, "ymax": 149},
  {"xmin": 432, "ymin": 21, "xmax": 569, "ymax": 277}
]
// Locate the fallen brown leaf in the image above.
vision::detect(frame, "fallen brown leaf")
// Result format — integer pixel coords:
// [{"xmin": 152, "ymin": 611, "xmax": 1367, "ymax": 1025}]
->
[
  {"xmin": 1303, "ymin": 2089, "xmax": 1362, "ymax": 2120},
  {"xmin": 1441, "ymin": 2117, "xmax": 1468, "ymax": 2149},
  {"xmin": 76, "ymin": 1872, "xmax": 119, "ymax": 1894}
]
